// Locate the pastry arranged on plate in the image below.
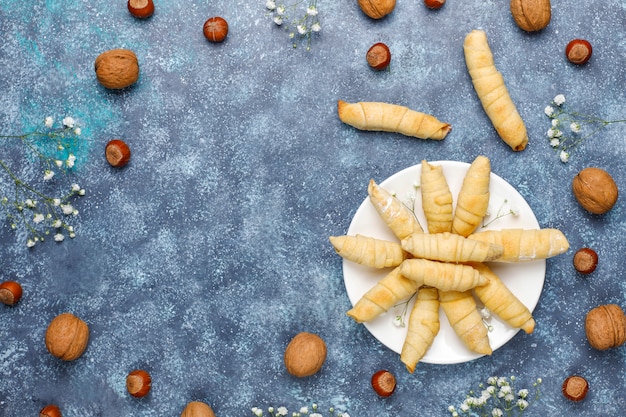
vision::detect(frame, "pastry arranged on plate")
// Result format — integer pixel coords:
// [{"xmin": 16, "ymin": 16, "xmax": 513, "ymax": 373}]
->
[{"xmin": 330, "ymin": 156, "xmax": 569, "ymax": 372}]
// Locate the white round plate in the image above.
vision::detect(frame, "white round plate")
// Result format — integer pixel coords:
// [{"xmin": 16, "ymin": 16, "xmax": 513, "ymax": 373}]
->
[{"xmin": 343, "ymin": 161, "xmax": 546, "ymax": 364}]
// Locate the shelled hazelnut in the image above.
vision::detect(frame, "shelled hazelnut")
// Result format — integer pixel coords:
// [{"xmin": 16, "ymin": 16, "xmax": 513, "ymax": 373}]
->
[
  {"xmin": 573, "ymin": 248, "xmax": 598, "ymax": 274},
  {"xmin": 39, "ymin": 404, "xmax": 62, "ymax": 417},
  {"xmin": 126, "ymin": 369, "xmax": 152, "ymax": 398},
  {"xmin": 366, "ymin": 43, "xmax": 391, "ymax": 70},
  {"xmin": 105, "ymin": 139, "xmax": 131, "ymax": 168},
  {"xmin": 0, "ymin": 280, "xmax": 22, "ymax": 306},
  {"xmin": 284, "ymin": 332, "xmax": 327, "ymax": 377},
  {"xmin": 566, "ymin": 39, "xmax": 592, "ymax": 65},
  {"xmin": 45, "ymin": 312, "xmax": 90, "ymax": 361},
  {"xmin": 180, "ymin": 401, "xmax": 216, "ymax": 417},
  {"xmin": 562, "ymin": 375, "xmax": 589, "ymax": 401},
  {"xmin": 371, "ymin": 369, "xmax": 396, "ymax": 397},
  {"xmin": 203, "ymin": 17, "xmax": 229, "ymax": 43},
  {"xmin": 128, "ymin": 0, "xmax": 154, "ymax": 18}
]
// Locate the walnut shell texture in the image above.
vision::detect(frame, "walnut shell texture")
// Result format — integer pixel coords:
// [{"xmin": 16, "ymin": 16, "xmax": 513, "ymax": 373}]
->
[
  {"xmin": 94, "ymin": 49, "xmax": 139, "ymax": 89},
  {"xmin": 357, "ymin": 0, "xmax": 396, "ymax": 19},
  {"xmin": 284, "ymin": 332, "xmax": 327, "ymax": 377},
  {"xmin": 572, "ymin": 167, "xmax": 618, "ymax": 214},
  {"xmin": 585, "ymin": 304, "xmax": 626, "ymax": 350},
  {"xmin": 45, "ymin": 312, "xmax": 90, "ymax": 361},
  {"xmin": 510, "ymin": 0, "xmax": 551, "ymax": 32},
  {"xmin": 180, "ymin": 401, "xmax": 216, "ymax": 417}
]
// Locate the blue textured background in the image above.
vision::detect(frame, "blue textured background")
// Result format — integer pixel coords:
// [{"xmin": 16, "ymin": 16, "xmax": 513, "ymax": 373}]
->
[{"xmin": 0, "ymin": 0, "xmax": 625, "ymax": 415}]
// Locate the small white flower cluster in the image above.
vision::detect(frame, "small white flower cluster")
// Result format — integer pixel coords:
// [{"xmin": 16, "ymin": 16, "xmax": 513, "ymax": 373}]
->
[
  {"xmin": 482, "ymin": 198, "xmax": 519, "ymax": 228},
  {"xmin": 251, "ymin": 404, "xmax": 349, "ymax": 417},
  {"xmin": 0, "ymin": 116, "xmax": 86, "ymax": 246},
  {"xmin": 266, "ymin": 0, "xmax": 321, "ymax": 50},
  {"xmin": 448, "ymin": 376, "xmax": 542, "ymax": 417},
  {"xmin": 545, "ymin": 94, "xmax": 626, "ymax": 163}
]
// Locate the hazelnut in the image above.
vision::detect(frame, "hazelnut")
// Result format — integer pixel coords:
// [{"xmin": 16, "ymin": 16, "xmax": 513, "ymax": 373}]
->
[
  {"xmin": 566, "ymin": 39, "xmax": 592, "ymax": 65},
  {"xmin": 0, "ymin": 280, "xmax": 23, "ymax": 306},
  {"xmin": 573, "ymin": 248, "xmax": 598, "ymax": 274},
  {"xmin": 284, "ymin": 332, "xmax": 327, "ymax": 377},
  {"xmin": 366, "ymin": 43, "xmax": 391, "ymax": 70},
  {"xmin": 572, "ymin": 167, "xmax": 618, "ymax": 214},
  {"xmin": 180, "ymin": 401, "xmax": 216, "ymax": 417},
  {"xmin": 128, "ymin": 0, "xmax": 154, "ymax": 18},
  {"xmin": 371, "ymin": 369, "xmax": 396, "ymax": 397},
  {"xmin": 585, "ymin": 304, "xmax": 626, "ymax": 350},
  {"xmin": 562, "ymin": 375, "xmax": 589, "ymax": 402},
  {"xmin": 357, "ymin": 0, "xmax": 396, "ymax": 19},
  {"xmin": 45, "ymin": 312, "xmax": 90, "ymax": 361},
  {"xmin": 94, "ymin": 49, "xmax": 139, "ymax": 89},
  {"xmin": 40, "ymin": 404, "xmax": 62, "ymax": 417},
  {"xmin": 105, "ymin": 139, "xmax": 131, "ymax": 167},
  {"xmin": 203, "ymin": 17, "xmax": 229, "ymax": 43},
  {"xmin": 424, "ymin": 0, "xmax": 445, "ymax": 9},
  {"xmin": 509, "ymin": 0, "xmax": 551, "ymax": 32},
  {"xmin": 126, "ymin": 369, "xmax": 152, "ymax": 398}
]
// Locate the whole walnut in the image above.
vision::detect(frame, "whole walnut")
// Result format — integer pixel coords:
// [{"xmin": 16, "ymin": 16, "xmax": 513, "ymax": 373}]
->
[
  {"xmin": 94, "ymin": 49, "xmax": 139, "ymax": 89},
  {"xmin": 510, "ymin": 0, "xmax": 551, "ymax": 32},
  {"xmin": 284, "ymin": 332, "xmax": 327, "ymax": 377},
  {"xmin": 585, "ymin": 304, "xmax": 626, "ymax": 350},
  {"xmin": 45, "ymin": 312, "xmax": 89, "ymax": 361},
  {"xmin": 180, "ymin": 401, "xmax": 216, "ymax": 417},
  {"xmin": 357, "ymin": 0, "xmax": 396, "ymax": 19},
  {"xmin": 572, "ymin": 167, "xmax": 618, "ymax": 214}
]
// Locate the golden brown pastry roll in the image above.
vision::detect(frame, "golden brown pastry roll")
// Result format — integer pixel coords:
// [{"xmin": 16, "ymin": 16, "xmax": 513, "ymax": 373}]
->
[
  {"xmin": 452, "ymin": 156, "xmax": 491, "ymax": 237},
  {"xmin": 400, "ymin": 286, "xmax": 440, "ymax": 373},
  {"xmin": 439, "ymin": 289, "xmax": 492, "ymax": 355},
  {"xmin": 368, "ymin": 179, "xmax": 423, "ymax": 240},
  {"xmin": 467, "ymin": 228, "xmax": 569, "ymax": 262},
  {"xmin": 329, "ymin": 235, "xmax": 408, "ymax": 268},
  {"xmin": 420, "ymin": 160, "xmax": 453, "ymax": 234}
]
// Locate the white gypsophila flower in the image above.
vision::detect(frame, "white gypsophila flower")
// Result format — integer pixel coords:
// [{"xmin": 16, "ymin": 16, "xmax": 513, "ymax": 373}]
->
[
  {"xmin": 517, "ymin": 399, "xmax": 529, "ymax": 410},
  {"xmin": 560, "ymin": 150, "xmax": 569, "ymax": 163},
  {"xmin": 393, "ymin": 315, "xmax": 404, "ymax": 327},
  {"xmin": 74, "ymin": 127, "xmax": 81, "ymax": 136},
  {"xmin": 55, "ymin": 160, "xmax": 63, "ymax": 168},
  {"xmin": 544, "ymin": 105, "xmax": 554, "ymax": 116},
  {"xmin": 499, "ymin": 385, "xmax": 512, "ymax": 396},
  {"xmin": 53, "ymin": 198, "xmax": 61, "ymax": 206},
  {"xmin": 66, "ymin": 153, "xmax": 76, "ymax": 168},
  {"xmin": 273, "ymin": 16, "xmax": 283, "ymax": 25},
  {"xmin": 266, "ymin": 0, "xmax": 276, "ymax": 10},
  {"xmin": 570, "ymin": 122, "xmax": 581, "ymax": 133},
  {"xmin": 43, "ymin": 170, "xmax": 55, "ymax": 181},
  {"xmin": 54, "ymin": 233, "xmax": 65, "ymax": 242},
  {"xmin": 277, "ymin": 407, "xmax": 288, "ymax": 416},
  {"xmin": 550, "ymin": 138, "xmax": 560, "ymax": 147},
  {"xmin": 25, "ymin": 199, "xmax": 36, "ymax": 208},
  {"xmin": 307, "ymin": 6, "xmax": 318, "ymax": 16},
  {"xmin": 289, "ymin": 32, "xmax": 295, "ymax": 39},
  {"xmin": 311, "ymin": 22, "xmax": 321, "ymax": 32},
  {"xmin": 480, "ymin": 307, "xmax": 491, "ymax": 320},
  {"xmin": 299, "ymin": 407, "xmax": 308, "ymax": 413},
  {"xmin": 268, "ymin": 407, "xmax": 274, "ymax": 413},
  {"xmin": 487, "ymin": 376, "xmax": 497, "ymax": 385},
  {"xmin": 33, "ymin": 213, "xmax": 45, "ymax": 224},
  {"xmin": 44, "ymin": 116, "xmax": 54, "ymax": 128},
  {"xmin": 518, "ymin": 388, "xmax": 529, "ymax": 398},
  {"xmin": 553, "ymin": 94, "xmax": 566, "ymax": 106},
  {"xmin": 78, "ymin": 189, "xmax": 85, "ymax": 196},
  {"xmin": 491, "ymin": 408, "xmax": 503, "ymax": 417},
  {"xmin": 27, "ymin": 239, "xmax": 36, "ymax": 247},
  {"xmin": 69, "ymin": 231, "xmax": 76, "ymax": 238},
  {"xmin": 311, "ymin": 414, "xmax": 322, "ymax": 417},
  {"xmin": 61, "ymin": 204, "xmax": 74, "ymax": 215},
  {"xmin": 448, "ymin": 406, "xmax": 456, "ymax": 412},
  {"xmin": 52, "ymin": 219, "xmax": 62, "ymax": 228},
  {"xmin": 509, "ymin": 205, "xmax": 519, "ymax": 216},
  {"xmin": 71, "ymin": 183, "xmax": 80, "ymax": 192},
  {"xmin": 62, "ymin": 116, "xmax": 76, "ymax": 128},
  {"xmin": 297, "ymin": 24, "xmax": 307, "ymax": 35},
  {"xmin": 551, "ymin": 118, "xmax": 559, "ymax": 127},
  {"xmin": 276, "ymin": 5, "xmax": 285, "ymax": 15}
]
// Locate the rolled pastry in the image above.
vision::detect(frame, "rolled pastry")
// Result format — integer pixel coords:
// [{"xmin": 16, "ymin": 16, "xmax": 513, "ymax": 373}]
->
[
  {"xmin": 467, "ymin": 228, "xmax": 569, "ymax": 262},
  {"xmin": 420, "ymin": 160, "xmax": 453, "ymax": 234},
  {"xmin": 400, "ymin": 286, "xmax": 440, "ymax": 373},
  {"xmin": 337, "ymin": 100, "xmax": 451, "ymax": 140},
  {"xmin": 452, "ymin": 155, "xmax": 491, "ymax": 237},
  {"xmin": 400, "ymin": 259, "xmax": 488, "ymax": 292},
  {"xmin": 368, "ymin": 179, "xmax": 423, "ymax": 240},
  {"xmin": 463, "ymin": 29, "xmax": 528, "ymax": 151},
  {"xmin": 439, "ymin": 289, "xmax": 492, "ymax": 355},
  {"xmin": 470, "ymin": 262, "xmax": 535, "ymax": 334},
  {"xmin": 401, "ymin": 232, "xmax": 503, "ymax": 263},
  {"xmin": 346, "ymin": 267, "xmax": 418, "ymax": 323},
  {"xmin": 329, "ymin": 235, "xmax": 408, "ymax": 268}
]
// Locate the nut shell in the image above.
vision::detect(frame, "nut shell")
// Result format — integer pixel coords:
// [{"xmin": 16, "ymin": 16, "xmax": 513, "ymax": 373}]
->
[
  {"xmin": 126, "ymin": 369, "xmax": 152, "ymax": 398},
  {"xmin": 128, "ymin": 0, "xmax": 154, "ymax": 18},
  {"xmin": 572, "ymin": 167, "xmax": 618, "ymax": 214},
  {"xmin": 371, "ymin": 369, "xmax": 397, "ymax": 397},
  {"xmin": 284, "ymin": 332, "xmax": 327, "ymax": 377},
  {"xmin": 585, "ymin": 304, "xmax": 626, "ymax": 350},
  {"xmin": 40, "ymin": 404, "xmax": 62, "ymax": 417},
  {"xmin": 566, "ymin": 39, "xmax": 593, "ymax": 65},
  {"xmin": 562, "ymin": 375, "xmax": 589, "ymax": 402},
  {"xmin": 573, "ymin": 248, "xmax": 598, "ymax": 274},
  {"xmin": 45, "ymin": 312, "xmax": 90, "ymax": 361},
  {"xmin": 510, "ymin": 0, "xmax": 551, "ymax": 32},
  {"xmin": 203, "ymin": 17, "xmax": 229, "ymax": 43},
  {"xmin": 366, "ymin": 43, "xmax": 391, "ymax": 70},
  {"xmin": 105, "ymin": 139, "xmax": 132, "ymax": 167},
  {"xmin": 94, "ymin": 49, "xmax": 139, "ymax": 89},
  {"xmin": 180, "ymin": 401, "xmax": 216, "ymax": 417},
  {"xmin": 357, "ymin": 0, "xmax": 396, "ymax": 19},
  {"xmin": 0, "ymin": 280, "xmax": 23, "ymax": 305}
]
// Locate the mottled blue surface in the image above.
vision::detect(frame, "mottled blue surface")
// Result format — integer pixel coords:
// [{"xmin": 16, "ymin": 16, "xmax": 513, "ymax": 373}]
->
[{"xmin": 0, "ymin": 0, "xmax": 625, "ymax": 415}]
